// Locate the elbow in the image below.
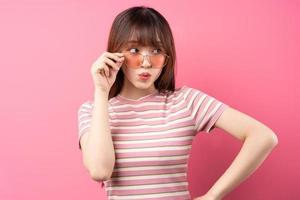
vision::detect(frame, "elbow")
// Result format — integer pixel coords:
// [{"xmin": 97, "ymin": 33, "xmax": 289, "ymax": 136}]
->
[
  {"xmin": 248, "ymin": 128, "xmax": 279, "ymax": 149},
  {"xmin": 89, "ymin": 168, "xmax": 113, "ymax": 182},
  {"xmin": 256, "ymin": 125, "xmax": 279, "ymax": 147},
  {"xmin": 264, "ymin": 130, "xmax": 279, "ymax": 148},
  {"xmin": 84, "ymin": 158, "xmax": 115, "ymax": 182},
  {"xmin": 270, "ymin": 131, "xmax": 279, "ymax": 147}
]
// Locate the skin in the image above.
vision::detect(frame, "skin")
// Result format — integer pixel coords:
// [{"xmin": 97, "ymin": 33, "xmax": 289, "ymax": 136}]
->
[
  {"xmin": 118, "ymin": 45, "xmax": 163, "ymax": 100},
  {"xmin": 117, "ymin": 44, "xmax": 278, "ymax": 200},
  {"xmin": 193, "ymin": 106, "xmax": 278, "ymax": 200},
  {"xmin": 84, "ymin": 39, "xmax": 278, "ymax": 200}
]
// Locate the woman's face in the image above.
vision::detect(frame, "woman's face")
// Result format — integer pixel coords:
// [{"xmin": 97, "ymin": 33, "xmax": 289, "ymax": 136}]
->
[{"xmin": 119, "ymin": 44, "xmax": 164, "ymax": 90}]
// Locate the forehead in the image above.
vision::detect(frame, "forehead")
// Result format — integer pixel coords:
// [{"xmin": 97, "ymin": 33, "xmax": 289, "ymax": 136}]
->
[{"xmin": 126, "ymin": 30, "xmax": 163, "ymax": 46}]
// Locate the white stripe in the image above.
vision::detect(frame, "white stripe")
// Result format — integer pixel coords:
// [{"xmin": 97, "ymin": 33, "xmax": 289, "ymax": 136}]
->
[
  {"xmin": 113, "ymin": 164, "xmax": 187, "ymax": 172},
  {"xmin": 79, "ymin": 126, "xmax": 90, "ymax": 136},
  {"xmin": 107, "ymin": 181, "xmax": 188, "ymax": 190},
  {"xmin": 79, "ymin": 118, "xmax": 91, "ymax": 126},
  {"xmin": 111, "ymin": 125, "xmax": 194, "ymax": 137},
  {"xmin": 78, "ymin": 112, "xmax": 92, "ymax": 121},
  {"xmin": 110, "ymin": 172, "xmax": 186, "ymax": 181},
  {"xmin": 110, "ymin": 190, "xmax": 189, "ymax": 200},
  {"xmin": 109, "ymin": 90, "xmax": 201, "ymax": 130},
  {"xmin": 78, "ymin": 89, "xmax": 197, "ymax": 134},
  {"xmin": 115, "ymin": 145, "xmax": 191, "ymax": 153},
  {"xmin": 78, "ymin": 121, "xmax": 91, "ymax": 133},
  {"xmin": 111, "ymin": 90, "xmax": 186, "ymax": 110},
  {"xmin": 78, "ymin": 102, "xmax": 93, "ymax": 111},
  {"xmin": 109, "ymin": 88, "xmax": 188, "ymax": 114},
  {"xmin": 110, "ymin": 86, "xmax": 187, "ymax": 107},
  {"xmin": 116, "ymin": 155, "xmax": 188, "ymax": 163},
  {"xmin": 113, "ymin": 135, "xmax": 194, "ymax": 144},
  {"xmin": 78, "ymin": 101, "xmax": 113, "ymax": 115},
  {"xmin": 197, "ymin": 102, "xmax": 223, "ymax": 132},
  {"xmin": 193, "ymin": 94, "xmax": 214, "ymax": 131}
]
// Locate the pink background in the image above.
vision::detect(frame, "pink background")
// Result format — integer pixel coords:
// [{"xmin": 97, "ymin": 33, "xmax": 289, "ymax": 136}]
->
[{"xmin": 0, "ymin": 0, "xmax": 298, "ymax": 199}]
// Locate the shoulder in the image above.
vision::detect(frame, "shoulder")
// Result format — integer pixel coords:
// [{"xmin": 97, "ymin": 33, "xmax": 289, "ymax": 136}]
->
[
  {"xmin": 174, "ymin": 85, "xmax": 206, "ymax": 99},
  {"xmin": 161, "ymin": 85, "xmax": 196, "ymax": 104},
  {"xmin": 182, "ymin": 85, "xmax": 205, "ymax": 94},
  {"xmin": 78, "ymin": 100, "xmax": 94, "ymax": 114},
  {"xmin": 79, "ymin": 100, "xmax": 94, "ymax": 108},
  {"xmin": 78, "ymin": 99, "xmax": 114, "ymax": 115},
  {"xmin": 182, "ymin": 85, "xmax": 222, "ymax": 100},
  {"xmin": 162, "ymin": 85, "xmax": 187, "ymax": 99},
  {"xmin": 172, "ymin": 85, "xmax": 191, "ymax": 95}
]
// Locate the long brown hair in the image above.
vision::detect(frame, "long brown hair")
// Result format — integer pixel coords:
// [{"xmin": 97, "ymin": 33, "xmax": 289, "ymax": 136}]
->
[{"xmin": 106, "ymin": 6, "xmax": 177, "ymax": 100}]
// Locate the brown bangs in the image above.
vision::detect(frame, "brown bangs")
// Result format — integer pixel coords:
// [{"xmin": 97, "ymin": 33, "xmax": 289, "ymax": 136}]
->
[{"xmin": 118, "ymin": 11, "xmax": 166, "ymax": 50}]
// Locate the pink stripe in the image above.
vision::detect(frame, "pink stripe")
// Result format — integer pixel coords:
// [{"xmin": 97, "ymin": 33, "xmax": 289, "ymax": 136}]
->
[
  {"xmin": 112, "ymin": 166, "xmax": 186, "ymax": 177},
  {"xmin": 203, "ymin": 104, "xmax": 229, "ymax": 133},
  {"xmin": 116, "ymin": 149, "xmax": 190, "ymax": 158},
  {"xmin": 195, "ymin": 96, "xmax": 218, "ymax": 128},
  {"xmin": 115, "ymin": 158, "xmax": 188, "ymax": 168},
  {"xmin": 110, "ymin": 116, "xmax": 194, "ymax": 132},
  {"xmin": 106, "ymin": 176, "xmax": 187, "ymax": 187},
  {"xmin": 144, "ymin": 193, "xmax": 191, "ymax": 200},
  {"xmin": 77, "ymin": 86, "xmax": 228, "ymax": 199},
  {"xmin": 114, "ymin": 139, "xmax": 193, "ymax": 149},
  {"xmin": 110, "ymin": 185, "xmax": 189, "ymax": 196},
  {"xmin": 110, "ymin": 91, "xmax": 193, "ymax": 121},
  {"xmin": 112, "ymin": 129, "xmax": 194, "ymax": 141},
  {"xmin": 110, "ymin": 114, "xmax": 193, "ymax": 128}
]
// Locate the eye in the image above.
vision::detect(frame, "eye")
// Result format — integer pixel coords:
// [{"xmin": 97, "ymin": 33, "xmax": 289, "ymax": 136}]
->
[
  {"xmin": 152, "ymin": 48, "xmax": 162, "ymax": 54},
  {"xmin": 128, "ymin": 48, "xmax": 139, "ymax": 54}
]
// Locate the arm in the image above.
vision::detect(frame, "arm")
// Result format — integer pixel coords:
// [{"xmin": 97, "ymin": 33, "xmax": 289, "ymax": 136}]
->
[
  {"xmin": 199, "ymin": 107, "xmax": 278, "ymax": 200},
  {"xmin": 80, "ymin": 90, "xmax": 115, "ymax": 182}
]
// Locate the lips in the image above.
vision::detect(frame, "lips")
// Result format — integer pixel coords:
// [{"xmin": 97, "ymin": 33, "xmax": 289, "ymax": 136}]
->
[{"xmin": 138, "ymin": 72, "xmax": 151, "ymax": 77}]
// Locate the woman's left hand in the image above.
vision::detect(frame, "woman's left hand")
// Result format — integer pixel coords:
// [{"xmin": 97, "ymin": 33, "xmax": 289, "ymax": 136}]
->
[{"xmin": 193, "ymin": 193, "xmax": 219, "ymax": 200}]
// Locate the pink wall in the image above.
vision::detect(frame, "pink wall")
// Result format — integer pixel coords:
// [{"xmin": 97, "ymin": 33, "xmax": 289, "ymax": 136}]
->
[{"xmin": 0, "ymin": 0, "xmax": 298, "ymax": 199}]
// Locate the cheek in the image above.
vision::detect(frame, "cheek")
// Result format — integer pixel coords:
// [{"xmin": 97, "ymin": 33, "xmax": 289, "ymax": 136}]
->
[
  {"xmin": 122, "ymin": 67, "xmax": 135, "ymax": 78},
  {"xmin": 154, "ymin": 70, "xmax": 163, "ymax": 78},
  {"xmin": 128, "ymin": 69, "xmax": 136, "ymax": 77}
]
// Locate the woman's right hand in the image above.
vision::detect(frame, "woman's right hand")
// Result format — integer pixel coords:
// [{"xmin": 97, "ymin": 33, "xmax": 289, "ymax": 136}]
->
[{"xmin": 90, "ymin": 51, "xmax": 125, "ymax": 94}]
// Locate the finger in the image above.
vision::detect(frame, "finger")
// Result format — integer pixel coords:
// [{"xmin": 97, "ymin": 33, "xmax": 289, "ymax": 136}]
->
[
  {"xmin": 105, "ymin": 52, "xmax": 124, "ymax": 62},
  {"xmin": 104, "ymin": 57, "xmax": 121, "ymax": 71},
  {"xmin": 104, "ymin": 65, "xmax": 109, "ymax": 77},
  {"xmin": 92, "ymin": 61, "xmax": 104, "ymax": 73},
  {"xmin": 115, "ymin": 57, "xmax": 125, "ymax": 69},
  {"xmin": 115, "ymin": 52, "xmax": 125, "ymax": 57},
  {"xmin": 98, "ymin": 64, "xmax": 109, "ymax": 77},
  {"xmin": 98, "ymin": 68, "xmax": 105, "ymax": 76},
  {"xmin": 93, "ymin": 64, "xmax": 102, "ymax": 75}
]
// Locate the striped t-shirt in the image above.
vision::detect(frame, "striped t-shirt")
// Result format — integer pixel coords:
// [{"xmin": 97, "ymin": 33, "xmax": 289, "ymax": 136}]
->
[{"xmin": 77, "ymin": 85, "xmax": 229, "ymax": 200}]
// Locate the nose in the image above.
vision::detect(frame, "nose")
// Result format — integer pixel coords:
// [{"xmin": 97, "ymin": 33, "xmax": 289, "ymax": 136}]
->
[{"xmin": 141, "ymin": 54, "xmax": 152, "ymax": 68}]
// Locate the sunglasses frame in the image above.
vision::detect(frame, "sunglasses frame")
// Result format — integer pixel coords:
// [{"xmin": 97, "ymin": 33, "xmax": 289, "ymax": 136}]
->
[{"xmin": 121, "ymin": 50, "xmax": 170, "ymax": 68}]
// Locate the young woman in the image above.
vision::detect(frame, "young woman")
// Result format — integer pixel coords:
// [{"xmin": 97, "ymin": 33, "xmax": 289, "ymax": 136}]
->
[{"xmin": 77, "ymin": 6, "xmax": 278, "ymax": 200}]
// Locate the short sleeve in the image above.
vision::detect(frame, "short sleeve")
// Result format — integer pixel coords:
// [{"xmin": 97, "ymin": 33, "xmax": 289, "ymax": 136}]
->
[
  {"xmin": 189, "ymin": 88, "xmax": 229, "ymax": 134},
  {"xmin": 77, "ymin": 101, "xmax": 94, "ymax": 150}
]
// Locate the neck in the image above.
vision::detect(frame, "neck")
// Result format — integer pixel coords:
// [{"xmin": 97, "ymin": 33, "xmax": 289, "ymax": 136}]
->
[{"xmin": 119, "ymin": 80, "xmax": 157, "ymax": 100}]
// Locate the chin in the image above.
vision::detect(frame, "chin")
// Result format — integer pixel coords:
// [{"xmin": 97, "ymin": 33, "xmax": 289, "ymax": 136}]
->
[{"xmin": 132, "ymin": 80, "xmax": 154, "ymax": 89}]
